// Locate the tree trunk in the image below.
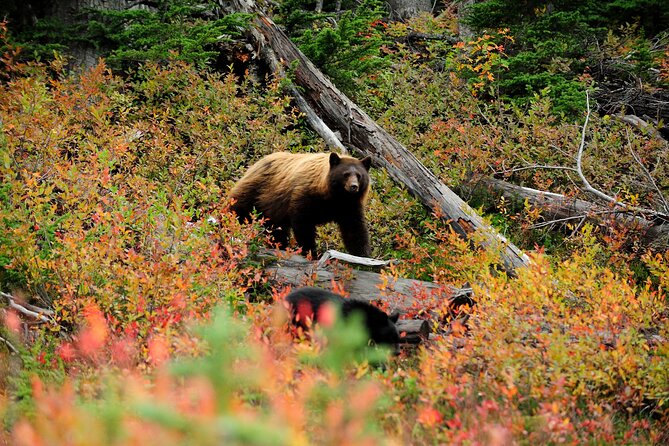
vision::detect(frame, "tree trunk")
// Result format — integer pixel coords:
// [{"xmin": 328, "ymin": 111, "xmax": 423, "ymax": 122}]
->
[
  {"xmin": 475, "ymin": 177, "xmax": 669, "ymax": 248},
  {"xmin": 261, "ymin": 250, "xmax": 472, "ymax": 344},
  {"xmin": 230, "ymin": 0, "xmax": 531, "ymax": 275},
  {"xmin": 262, "ymin": 251, "xmax": 473, "ymax": 312},
  {"xmin": 387, "ymin": 0, "xmax": 433, "ymax": 20},
  {"xmin": 456, "ymin": 0, "xmax": 477, "ymax": 41}
]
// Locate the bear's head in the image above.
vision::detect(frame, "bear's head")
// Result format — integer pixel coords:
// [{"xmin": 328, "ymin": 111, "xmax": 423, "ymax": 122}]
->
[
  {"xmin": 343, "ymin": 300, "xmax": 401, "ymax": 355},
  {"xmin": 369, "ymin": 310, "xmax": 401, "ymax": 355},
  {"xmin": 327, "ymin": 152, "xmax": 372, "ymax": 197}
]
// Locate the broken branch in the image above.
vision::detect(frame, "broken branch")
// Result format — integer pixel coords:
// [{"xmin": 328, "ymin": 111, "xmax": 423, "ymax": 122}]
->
[{"xmin": 1, "ymin": 291, "xmax": 53, "ymax": 323}]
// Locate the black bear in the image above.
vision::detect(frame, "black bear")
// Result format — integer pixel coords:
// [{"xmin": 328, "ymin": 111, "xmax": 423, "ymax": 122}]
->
[
  {"xmin": 285, "ymin": 287, "xmax": 401, "ymax": 354},
  {"xmin": 230, "ymin": 152, "xmax": 372, "ymax": 257}
]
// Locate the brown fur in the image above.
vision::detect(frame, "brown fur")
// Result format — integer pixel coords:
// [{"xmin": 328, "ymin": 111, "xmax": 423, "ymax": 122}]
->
[{"xmin": 230, "ymin": 152, "xmax": 372, "ymax": 257}]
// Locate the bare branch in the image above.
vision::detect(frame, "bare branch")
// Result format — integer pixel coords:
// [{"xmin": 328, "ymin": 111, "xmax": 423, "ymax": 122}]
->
[
  {"xmin": 527, "ymin": 210, "xmax": 622, "ymax": 229},
  {"xmin": 1, "ymin": 291, "xmax": 53, "ymax": 323},
  {"xmin": 475, "ymin": 177, "xmax": 669, "ymax": 248},
  {"xmin": 23, "ymin": 302, "xmax": 55, "ymax": 316},
  {"xmin": 0, "ymin": 334, "xmax": 19, "ymax": 354},
  {"xmin": 496, "ymin": 164, "xmax": 578, "ymax": 176},
  {"xmin": 576, "ymin": 92, "xmax": 627, "ymax": 206}
]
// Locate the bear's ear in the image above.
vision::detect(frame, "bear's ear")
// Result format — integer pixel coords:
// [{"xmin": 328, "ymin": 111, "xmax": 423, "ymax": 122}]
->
[
  {"xmin": 389, "ymin": 311, "xmax": 400, "ymax": 323},
  {"xmin": 361, "ymin": 156, "xmax": 372, "ymax": 171},
  {"xmin": 329, "ymin": 152, "xmax": 341, "ymax": 167}
]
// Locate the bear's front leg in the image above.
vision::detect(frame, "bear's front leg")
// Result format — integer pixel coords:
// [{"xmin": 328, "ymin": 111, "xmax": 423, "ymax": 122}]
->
[
  {"xmin": 338, "ymin": 214, "xmax": 371, "ymax": 257},
  {"xmin": 268, "ymin": 222, "xmax": 289, "ymax": 250},
  {"xmin": 291, "ymin": 219, "xmax": 318, "ymax": 258}
]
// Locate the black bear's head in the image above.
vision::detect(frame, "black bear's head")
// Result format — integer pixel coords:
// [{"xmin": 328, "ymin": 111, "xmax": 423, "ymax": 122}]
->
[
  {"xmin": 328, "ymin": 152, "xmax": 372, "ymax": 197},
  {"xmin": 343, "ymin": 300, "xmax": 401, "ymax": 355}
]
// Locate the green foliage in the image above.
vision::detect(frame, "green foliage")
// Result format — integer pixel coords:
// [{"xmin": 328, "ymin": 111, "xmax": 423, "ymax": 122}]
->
[
  {"xmin": 87, "ymin": 3, "xmax": 251, "ymax": 70},
  {"xmin": 462, "ymin": 0, "xmax": 669, "ymax": 117},
  {"xmin": 7, "ymin": 1, "xmax": 250, "ymax": 70},
  {"xmin": 277, "ymin": 0, "xmax": 389, "ymax": 95}
]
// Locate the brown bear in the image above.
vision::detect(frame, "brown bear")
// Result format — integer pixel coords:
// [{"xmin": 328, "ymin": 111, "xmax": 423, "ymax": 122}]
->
[{"xmin": 230, "ymin": 152, "xmax": 372, "ymax": 257}]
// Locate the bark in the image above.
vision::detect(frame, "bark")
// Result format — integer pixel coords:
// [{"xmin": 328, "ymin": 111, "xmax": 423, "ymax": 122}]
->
[
  {"xmin": 456, "ymin": 0, "xmax": 476, "ymax": 41},
  {"xmin": 386, "ymin": 0, "xmax": 433, "ymax": 20},
  {"xmin": 395, "ymin": 319, "xmax": 430, "ymax": 344},
  {"xmin": 260, "ymin": 251, "xmax": 473, "ymax": 313},
  {"xmin": 230, "ymin": 0, "xmax": 531, "ymax": 275},
  {"xmin": 475, "ymin": 177, "xmax": 669, "ymax": 248}
]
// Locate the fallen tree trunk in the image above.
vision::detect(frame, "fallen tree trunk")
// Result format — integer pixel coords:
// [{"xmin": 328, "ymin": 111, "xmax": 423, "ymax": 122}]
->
[
  {"xmin": 262, "ymin": 251, "xmax": 473, "ymax": 311},
  {"xmin": 395, "ymin": 319, "xmax": 430, "ymax": 344},
  {"xmin": 261, "ymin": 250, "xmax": 473, "ymax": 343},
  {"xmin": 229, "ymin": 0, "xmax": 531, "ymax": 275},
  {"xmin": 475, "ymin": 177, "xmax": 669, "ymax": 248}
]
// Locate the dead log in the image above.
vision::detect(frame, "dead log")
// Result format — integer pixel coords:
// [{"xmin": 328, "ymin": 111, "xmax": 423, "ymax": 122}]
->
[
  {"xmin": 261, "ymin": 250, "xmax": 473, "ymax": 343},
  {"xmin": 475, "ymin": 177, "xmax": 669, "ymax": 248},
  {"xmin": 262, "ymin": 251, "xmax": 472, "ymax": 312},
  {"xmin": 229, "ymin": 0, "xmax": 531, "ymax": 275},
  {"xmin": 395, "ymin": 319, "xmax": 430, "ymax": 344}
]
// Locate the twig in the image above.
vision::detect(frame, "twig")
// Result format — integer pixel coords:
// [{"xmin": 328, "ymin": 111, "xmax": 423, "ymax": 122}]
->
[
  {"xmin": 1, "ymin": 291, "xmax": 52, "ymax": 323},
  {"xmin": 628, "ymin": 133, "xmax": 669, "ymax": 214},
  {"xmin": 528, "ymin": 214, "xmax": 590, "ymax": 229},
  {"xmin": 527, "ymin": 209, "xmax": 629, "ymax": 229},
  {"xmin": 496, "ymin": 165, "xmax": 578, "ymax": 175}
]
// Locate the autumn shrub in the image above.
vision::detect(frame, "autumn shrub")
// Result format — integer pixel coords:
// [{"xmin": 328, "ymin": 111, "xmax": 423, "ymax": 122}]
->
[
  {"xmin": 357, "ymin": 13, "xmax": 669, "ymax": 266},
  {"xmin": 0, "ymin": 52, "xmax": 314, "ymax": 382},
  {"xmin": 4, "ymin": 303, "xmax": 398, "ymax": 445},
  {"xmin": 379, "ymin": 229, "xmax": 669, "ymax": 444}
]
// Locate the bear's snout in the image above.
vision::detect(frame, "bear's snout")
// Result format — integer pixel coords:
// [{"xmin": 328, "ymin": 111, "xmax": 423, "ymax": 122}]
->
[{"xmin": 345, "ymin": 177, "xmax": 360, "ymax": 193}]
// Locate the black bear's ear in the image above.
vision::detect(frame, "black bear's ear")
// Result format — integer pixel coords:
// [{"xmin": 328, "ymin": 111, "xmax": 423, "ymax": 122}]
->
[
  {"xmin": 389, "ymin": 311, "xmax": 400, "ymax": 323},
  {"xmin": 361, "ymin": 156, "xmax": 372, "ymax": 171},
  {"xmin": 329, "ymin": 152, "xmax": 341, "ymax": 167}
]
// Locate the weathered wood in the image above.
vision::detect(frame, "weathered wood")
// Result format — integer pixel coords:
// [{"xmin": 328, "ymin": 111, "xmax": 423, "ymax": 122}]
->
[
  {"xmin": 477, "ymin": 177, "xmax": 669, "ymax": 248},
  {"xmin": 230, "ymin": 0, "xmax": 531, "ymax": 275},
  {"xmin": 261, "ymin": 250, "xmax": 473, "ymax": 314},
  {"xmin": 315, "ymin": 249, "xmax": 393, "ymax": 269},
  {"xmin": 395, "ymin": 319, "xmax": 430, "ymax": 344}
]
